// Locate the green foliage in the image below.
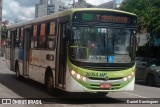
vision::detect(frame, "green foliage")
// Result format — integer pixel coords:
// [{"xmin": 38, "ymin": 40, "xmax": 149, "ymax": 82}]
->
[
  {"xmin": 1, "ymin": 23, "xmax": 7, "ymax": 39},
  {"xmin": 119, "ymin": 0, "xmax": 160, "ymax": 38}
]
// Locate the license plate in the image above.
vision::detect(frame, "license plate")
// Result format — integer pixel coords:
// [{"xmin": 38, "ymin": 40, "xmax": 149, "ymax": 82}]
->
[{"xmin": 100, "ymin": 83, "xmax": 111, "ymax": 89}]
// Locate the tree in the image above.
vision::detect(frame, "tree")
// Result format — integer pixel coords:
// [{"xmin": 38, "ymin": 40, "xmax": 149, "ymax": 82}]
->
[
  {"xmin": 1, "ymin": 23, "xmax": 7, "ymax": 39},
  {"xmin": 119, "ymin": 0, "xmax": 160, "ymax": 41}
]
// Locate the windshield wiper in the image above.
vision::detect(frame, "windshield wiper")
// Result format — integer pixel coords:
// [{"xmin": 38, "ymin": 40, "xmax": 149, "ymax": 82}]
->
[{"xmin": 114, "ymin": 51, "xmax": 129, "ymax": 55}]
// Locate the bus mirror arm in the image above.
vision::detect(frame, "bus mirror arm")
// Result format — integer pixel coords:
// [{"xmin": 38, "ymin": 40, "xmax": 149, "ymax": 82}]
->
[
  {"xmin": 133, "ymin": 31, "xmax": 138, "ymax": 51},
  {"xmin": 136, "ymin": 35, "xmax": 139, "ymax": 51}
]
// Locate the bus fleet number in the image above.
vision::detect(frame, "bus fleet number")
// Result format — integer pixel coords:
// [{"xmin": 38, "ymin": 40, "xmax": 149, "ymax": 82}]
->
[{"xmin": 86, "ymin": 72, "xmax": 107, "ymax": 77}]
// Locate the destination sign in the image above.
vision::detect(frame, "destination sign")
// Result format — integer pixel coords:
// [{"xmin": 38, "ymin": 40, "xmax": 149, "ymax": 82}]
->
[
  {"xmin": 96, "ymin": 15, "xmax": 128, "ymax": 23},
  {"xmin": 73, "ymin": 11, "xmax": 136, "ymax": 24}
]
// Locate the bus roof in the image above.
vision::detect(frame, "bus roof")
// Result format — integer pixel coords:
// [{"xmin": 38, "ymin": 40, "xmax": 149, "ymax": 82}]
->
[
  {"xmin": 71, "ymin": 8, "xmax": 137, "ymax": 16},
  {"xmin": 7, "ymin": 8, "xmax": 137, "ymax": 29}
]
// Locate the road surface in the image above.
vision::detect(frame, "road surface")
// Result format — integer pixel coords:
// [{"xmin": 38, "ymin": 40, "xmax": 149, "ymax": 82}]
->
[{"xmin": 0, "ymin": 57, "xmax": 159, "ymax": 107}]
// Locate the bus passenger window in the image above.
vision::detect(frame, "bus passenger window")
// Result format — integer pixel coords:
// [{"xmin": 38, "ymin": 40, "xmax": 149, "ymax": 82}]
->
[
  {"xmin": 6, "ymin": 31, "xmax": 11, "ymax": 48},
  {"xmin": 31, "ymin": 41, "xmax": 37, "ymax": 48},
  {"xmin": 39, "ymin": 36, "xmax": 46, "ymax": 48},
  {"xmin": 47, "ymin": 38, "xmax": 56, "ymax": 50},
  {"xmin": 11, "ymin": 31, "xmax": 17, "ymax": 48},
  {"xmin": 39, "ymin": 23, "xmax": 46, "ymax": 48},
  {"xmin": 15, "ymin": 28, "xmax": 20, "ymax": 47},
  {"xmin": 31, "ymin": 41, "xmax": 34, "ymax": 48},
  {"xmin": 46, "ymin": 21, "xmax": 57, "ymax": 50},
  {"xmin": 50, "ymin": 22, "xmax": 56, "ymax": 35},
  {"xmin": 19, "ymin": 28, "xmax": 24, "ymax": 48},
  {"xmin": 32, "ymin": 25, "xmax": 38, "ymax": 48}
]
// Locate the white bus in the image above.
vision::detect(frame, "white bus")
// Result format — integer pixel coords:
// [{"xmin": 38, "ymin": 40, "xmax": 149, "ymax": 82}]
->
[{"xmin": 5, "ymin": 8, "xmax": 137, "ymax": 96}]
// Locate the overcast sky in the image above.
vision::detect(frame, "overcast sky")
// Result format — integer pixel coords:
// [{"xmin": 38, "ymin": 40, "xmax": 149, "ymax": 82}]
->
[{"xmin": 2, "ymin": 0, "xmax": 122, "ymax": 24}]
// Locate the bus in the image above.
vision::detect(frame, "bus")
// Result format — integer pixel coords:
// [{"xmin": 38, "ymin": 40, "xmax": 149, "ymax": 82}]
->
[{"xmin": 5, "ymin": 8, "xmax": 137, "ymax": 96}]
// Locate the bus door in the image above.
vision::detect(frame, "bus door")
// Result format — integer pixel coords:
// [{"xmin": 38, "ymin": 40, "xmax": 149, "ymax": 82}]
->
[
  {"xmin": 56, "ymin": 23, "xmax": 67, "ymax": 88},
  {"xmin": 10, "ymin": 30, "xmax": 16, "ymax": 71},
  {"xmin": 23, "ymin": 28, "xmax": 31, "ymax": 76}
]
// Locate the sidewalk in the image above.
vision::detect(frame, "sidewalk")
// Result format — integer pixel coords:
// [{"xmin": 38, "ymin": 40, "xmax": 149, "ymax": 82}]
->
[{"xmin": 0, "ymin": 57, "xmax": 21, "ymax": 98}]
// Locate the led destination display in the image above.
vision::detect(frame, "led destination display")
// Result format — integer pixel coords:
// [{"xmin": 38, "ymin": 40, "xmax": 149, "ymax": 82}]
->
[{"xmin": 73, "ymin": 11, "xmax": 136, "ymax": 25}]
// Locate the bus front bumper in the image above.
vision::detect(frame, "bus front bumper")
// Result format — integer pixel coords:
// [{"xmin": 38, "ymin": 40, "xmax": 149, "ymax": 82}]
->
[{"xmin": 66, "ymin": 71, "xmax": 135, "ymax": 92}]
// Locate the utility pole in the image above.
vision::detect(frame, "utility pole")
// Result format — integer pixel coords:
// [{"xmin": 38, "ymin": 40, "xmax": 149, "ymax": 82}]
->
[{"xmin": 73, "ymin": 0, "xmax": 75, "ymax": 8}]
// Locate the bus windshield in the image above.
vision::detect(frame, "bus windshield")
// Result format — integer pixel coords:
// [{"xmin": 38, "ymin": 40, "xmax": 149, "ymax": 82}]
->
[{"xmin": 69, "ymin": 26, "xmax": 133, "ymax": 63}]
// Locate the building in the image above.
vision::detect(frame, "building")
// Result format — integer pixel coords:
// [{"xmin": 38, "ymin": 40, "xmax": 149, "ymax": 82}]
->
[
  {"xmin": 96, "ymin": 0, "xmax": 117, "ymax": 9},
  {"xmin": 35, "ymin": 0, "xmax": 67, "ymax": 18},
  {"xmin": 47, "ymin": 4, "xmax": 54, "ymax": 15},
  {"xmin": 35, "ymin": 0, "xmax": 47, "ymax": 18},
  {"xmin": 75, "ymin": 0, "xmax": 94, "ymax": 8},
  {"xmin": 74, "ymin": 0, "xmax": 117, "ymax": 9},
  {"xmin": 52, "ymin": 0, "xmax": 67, "ymax": 13}
]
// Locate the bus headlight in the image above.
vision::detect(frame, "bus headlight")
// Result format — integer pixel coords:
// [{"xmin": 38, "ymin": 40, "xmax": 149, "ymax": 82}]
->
[
  {"xmin": 70, "ymin": 70, "xmax": 87, "ymax": 82},
  {"xmin": 71, "ymin": 70, "xmax": 76, "ymax": 75},
  {"xmin": 123, "ymin": 71, "xmax": 135, "ymax": 82},
  {"xmin": 82, "ymin": 77, "xmax": 87, "ymax": 81},
  {"xmin": 131, "ymin": 71, "xmax": 135, "ymax": 76},
  {"xmin": 123, "ymin": 77, "xmax": 128, "ymax": 81},
  {"xmin": 76, "ymin": 74, "xmax": 81, "ymax": 79},
  {"xmin": 128, "ymin": 75, "xmax": 131, "ymax": 79}
]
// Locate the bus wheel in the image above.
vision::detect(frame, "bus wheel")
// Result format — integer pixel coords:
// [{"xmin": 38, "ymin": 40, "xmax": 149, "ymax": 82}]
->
[
  {"xmin": 15, "ymin": 63, "xmax": 23, "ymax": 81},
  {"xmin": 96, "ymin": 92, "xmax": 108, "ymax": 97},
  {"xmin": 46, "ymin": 72, "xmax": 54, "ymax": 94}
]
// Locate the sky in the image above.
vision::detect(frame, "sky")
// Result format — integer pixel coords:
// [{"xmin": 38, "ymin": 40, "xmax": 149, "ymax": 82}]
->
[{"xmin": 2, "ymin": 0, "xmax": 122, "ymax": 24}]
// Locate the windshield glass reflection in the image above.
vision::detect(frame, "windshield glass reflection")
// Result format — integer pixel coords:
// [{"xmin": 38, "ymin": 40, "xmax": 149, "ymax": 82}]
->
[{"xmin": 69, "ymin": 27, "xmax": 133, "ymax": 63}]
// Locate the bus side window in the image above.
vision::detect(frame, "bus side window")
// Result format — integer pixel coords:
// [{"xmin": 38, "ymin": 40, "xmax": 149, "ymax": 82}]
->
[
  {"xmin": 39, "ymin": 23, "xmax": 46, "ymax": 48},
  {"xmin": 48, "ymin": 38, "xmax": 56, "ymax": 49},
  {"xmin": 15, "ymin": 28, "xmax": 20, "ymax": 48},
  {"xmin": 46, "ymin": 21, "xmax": 56, "ymax": 50},
  {"xmin": 19, "ymin": 28, "xmax": 24, "ymax": 48},
  {"xmin": 45, "ymin": 22, "xmax": 50, "ymax": 49},
  {"xmin": 12, "ymin": 30, "xmax": 18, "ymax": 48},
  {"xmin": 6, "ymin": 31, "xmax": 11, "ymax": 48},
  {"xmin": 32, "ymin": 25, "xmax": 38, "ymax": 48}
]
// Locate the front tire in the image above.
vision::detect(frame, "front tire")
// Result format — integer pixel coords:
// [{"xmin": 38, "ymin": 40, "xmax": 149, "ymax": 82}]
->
[
  {"xmin": 15, "ymin": 63, "xmax": 23, "ymax": 81},
  {"xmin": 46, "ymin": 72, "xmax": 54, "ymax": 94}
]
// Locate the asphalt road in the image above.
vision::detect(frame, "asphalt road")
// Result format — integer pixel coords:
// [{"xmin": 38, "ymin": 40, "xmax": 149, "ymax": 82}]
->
[{"xmin": 0, "ymin": 57, "xmax": 159, "ymax": 107}]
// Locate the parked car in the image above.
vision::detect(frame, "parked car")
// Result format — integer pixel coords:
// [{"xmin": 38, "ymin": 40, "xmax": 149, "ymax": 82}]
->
[{"xmin": 135, "ymin": 57, "xmax": 160, "ymax": 86}]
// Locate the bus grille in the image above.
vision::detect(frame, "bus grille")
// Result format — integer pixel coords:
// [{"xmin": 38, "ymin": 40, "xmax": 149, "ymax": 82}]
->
[
  {"xmin": 88, "ymin": 77, "xmax": 123, "ymax": 80},
  {"xmin": 82, "ymin": 66, "xmax": 129, "ymax": 71}
]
